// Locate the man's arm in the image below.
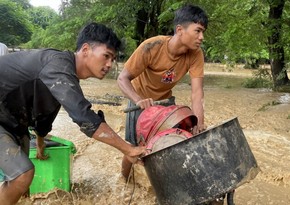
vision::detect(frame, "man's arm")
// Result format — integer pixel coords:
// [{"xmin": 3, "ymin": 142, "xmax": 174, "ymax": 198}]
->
[
  {"xmin": 92, "ymin": 122, "xmax": 146, "ymax": 163},
  {"xmin": 191, "ymin": 77, "xmax": 205, "ymax": 133},
  {"xmin": 36, "ymin": 135, "xmax": 49, "ymax": 160},
  {"xmin": 117, "ymin": 68, "xmax": 153, "ymax": 109}
]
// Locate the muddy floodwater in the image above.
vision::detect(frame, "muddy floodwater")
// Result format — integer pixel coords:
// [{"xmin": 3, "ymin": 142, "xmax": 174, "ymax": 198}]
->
[{"xmin": 18, "ymin": 64, "xmax": 290, "ymax": 205}]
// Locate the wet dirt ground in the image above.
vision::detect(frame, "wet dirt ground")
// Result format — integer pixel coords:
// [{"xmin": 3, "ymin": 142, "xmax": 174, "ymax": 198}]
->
[{"xmin": 18, "ymin": 63, "xmax": 290, "ymax": 205}]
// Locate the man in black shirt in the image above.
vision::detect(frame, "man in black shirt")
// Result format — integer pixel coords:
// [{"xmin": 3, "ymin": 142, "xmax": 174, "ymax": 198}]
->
[{"xmin": 0, "ymin": 22, "xmax": 146, "ymax": 205}]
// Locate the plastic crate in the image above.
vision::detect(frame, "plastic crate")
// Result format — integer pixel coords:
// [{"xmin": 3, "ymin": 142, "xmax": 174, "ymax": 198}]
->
[{"xmin": 29, "ymin": 135, "xmax": 76, "ymax": 194}]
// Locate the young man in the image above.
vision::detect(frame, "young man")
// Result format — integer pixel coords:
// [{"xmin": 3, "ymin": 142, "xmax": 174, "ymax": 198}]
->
[
  {"xmin": 117, "ymin": 4, "xmax": 208, "ymax": 178},
  {"xmin": 0, "ymin": 22, "xmax": 146, "ymax": 205},
  {"xmin": 118, "ymin": 5, "xmax": 225, "ymax": 205}
]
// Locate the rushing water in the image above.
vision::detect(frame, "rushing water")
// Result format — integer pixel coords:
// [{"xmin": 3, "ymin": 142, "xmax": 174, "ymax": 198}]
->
[
  {"xmin": 179, "ymin": 73, "xmax": 247, "ymax": 89},
  {"xmin": 278, "ymin": 93, "xmax": 290, "ymax": 104},
  {"xmin": 16, "ymin": 68, "xmax": 290, "ymax": 205}
]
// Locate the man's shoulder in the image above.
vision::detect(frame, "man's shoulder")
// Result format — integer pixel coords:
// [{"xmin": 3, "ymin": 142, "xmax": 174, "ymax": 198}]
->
[
  {"xmin": 37, "ymin": 49, "xmax": 74, "ymax": 65},
  {"xmin": 41, "ymin": 49, "xmax": 73, "ymax": 57},
  {"xmin": 141, "ymin": 35, "xmax": 170, "ymax": 52},
  {"xmin": 143, "ymin": 35, "xmax": 169, "ymax": 42},
  {"xmin": 16, "ymin": 48, "xmax": 65, "ymax": 58}
]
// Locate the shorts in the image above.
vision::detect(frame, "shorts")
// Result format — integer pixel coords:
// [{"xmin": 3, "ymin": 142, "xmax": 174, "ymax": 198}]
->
[
  {"xmin": 0, "ymin": 125, "xmax": 34, "ymax": 182},
  {"xmin": 125, "ymin": 96, "xmax": 176, "ymax": 146}
]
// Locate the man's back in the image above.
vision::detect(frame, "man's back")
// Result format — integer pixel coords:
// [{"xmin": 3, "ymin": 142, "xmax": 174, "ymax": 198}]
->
[{"xmin": 0, "ymin": 49, "xmax": 76, "ymax": 137}]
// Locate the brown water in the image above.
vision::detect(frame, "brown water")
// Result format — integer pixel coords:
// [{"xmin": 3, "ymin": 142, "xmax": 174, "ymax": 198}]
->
[{"xmin": 18, "ymin": 64, "xmax": 290, "ymax": 205}]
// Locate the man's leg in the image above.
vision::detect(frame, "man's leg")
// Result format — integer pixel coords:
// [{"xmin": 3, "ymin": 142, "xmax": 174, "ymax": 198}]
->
[
  {"xmin": 0, "ymin": 130, "xmax": 35, "ymax": 205},
  {"xmin": 121, "ymin": 156, "xmax": 133, "ymax": 180},
  {"xmin": 0, "ymin": 169, "xmax": 34, "ymax": 205}
]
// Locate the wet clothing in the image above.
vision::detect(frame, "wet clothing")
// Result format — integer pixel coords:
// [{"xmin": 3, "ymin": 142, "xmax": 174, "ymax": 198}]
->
[
  {"xmin": 0, "ymin": 49, "xmax": 105, "ymax": 140},
  {"xmin": 124, "ymin": 35, "xmax": 204, "ymax": 144},
  {"xmin": 0, "ymin": 125, "xmax": 33, "ymax": 182},
  {"xmin": 0, "ymin": 49, "xmax": 105, "ymax": 181},
  {"xmin": 124, "ymin": 35, "xmax": 204, "ymax": 101}
]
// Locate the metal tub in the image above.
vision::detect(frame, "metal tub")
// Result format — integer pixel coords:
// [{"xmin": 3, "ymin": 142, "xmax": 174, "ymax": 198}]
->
[{"xmin": 143, "ymin": 117, "xmax": 259, "ymax": 205}]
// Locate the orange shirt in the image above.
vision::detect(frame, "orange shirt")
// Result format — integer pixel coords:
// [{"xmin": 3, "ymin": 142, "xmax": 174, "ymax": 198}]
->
[{"xmin": 124, "ymin": 36, "xmax": 204, "ymax": 100}]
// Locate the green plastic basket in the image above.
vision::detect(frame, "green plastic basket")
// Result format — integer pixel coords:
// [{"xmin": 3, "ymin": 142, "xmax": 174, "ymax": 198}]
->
[{"xmin": 29, "ymin": 135, "xmax": 76, "ymax": 194}]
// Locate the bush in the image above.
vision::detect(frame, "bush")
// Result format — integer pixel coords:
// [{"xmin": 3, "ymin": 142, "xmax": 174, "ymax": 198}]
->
[{"xmin": 242, "ymin": 68, "xmax": 273, "ymax": 88}]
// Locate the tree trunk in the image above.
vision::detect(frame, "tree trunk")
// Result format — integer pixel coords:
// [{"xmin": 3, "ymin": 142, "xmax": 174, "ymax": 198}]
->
[
  {"xmin": 135, "ymin": 8, "xmax": 148, "ymax": 45},
  {"xmin": 268, "ymin": 0, "xmax": 289, "ymax": 87},
  {"xmin": 146, "ymin": 0, "xmax": 163, "ymax": 38},
  {"xmin": 134, "ymin": 0, "xmax": 165, "ymax": 46}
]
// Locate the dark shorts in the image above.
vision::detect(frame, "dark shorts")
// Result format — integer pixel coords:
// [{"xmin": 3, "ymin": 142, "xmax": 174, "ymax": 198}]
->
[
  {"xmin": 0, "ymin": 125, "xmax": 34, "ymax": 182},
  {"xmin": 125, "ymin": 96, "xmax": 176, "ymax": 146}
]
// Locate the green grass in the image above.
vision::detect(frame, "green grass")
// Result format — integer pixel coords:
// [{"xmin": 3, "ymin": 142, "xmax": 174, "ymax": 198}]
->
[
  {"xmin": 242, "ymin": 68, "xmax": 273, "ymax": 89},
  {"xmin": 258, "ymin": 100, "xmax": 281, "ymax": 111}
]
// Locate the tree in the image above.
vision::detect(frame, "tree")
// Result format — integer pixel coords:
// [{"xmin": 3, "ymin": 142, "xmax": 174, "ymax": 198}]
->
[
  {"xmin": 20, "ymin": 0, "xmax": 290, "ymax": 90},
  {"xmin": 267, "ymin": 0, "xmax": 289, "ymax": 87},
  {"xmin": 11, "ymin": 0, "xmax": 31, "ymax": 10},
  {"xmin": 0, "ymin": 0, "xmax": 33, "ymax": 46},
  {"xmin": 134, "ymin": 0, "xmax": 165, "ymax": 45},
  {"xmin": 28, "ymin": 7, "xmax": 58, "ymax": 29},
  {"xmin": 189, "ymin": 0, "xmax": 289, "ymax": 87}
]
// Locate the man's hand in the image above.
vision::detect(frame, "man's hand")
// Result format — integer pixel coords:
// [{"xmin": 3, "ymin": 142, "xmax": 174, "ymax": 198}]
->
[
  {"xmin": 36, "ymin": 136, "xmax": 49, "ymax": 160},
  {"xmin": 124, "ymin": 145, "xmax": 147, "ymax": 165},
  {"xmin": 92, "ymin": 123, "xmax": 147, "ymax": 165},
  {"xmin": 136, "ymin": 98, "xmax": 154, "ymax": 109},
  {"xmin": 191, "ymin": 123, "xmax": 207, "ymax": 135}
]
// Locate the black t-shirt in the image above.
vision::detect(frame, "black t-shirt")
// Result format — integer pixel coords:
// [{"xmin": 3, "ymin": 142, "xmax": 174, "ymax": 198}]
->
[{"xmin": 0, "ymin": 49, "xmax": 105, "ymax": 138}]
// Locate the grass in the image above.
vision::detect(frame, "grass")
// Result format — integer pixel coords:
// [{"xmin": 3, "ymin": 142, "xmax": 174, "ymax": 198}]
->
[
  {"xmin": 258, "ymin": 100, "xmax": 281, "ymax": 111},
  {"xmin": 242, "ymin": 68, "xmax": 273, "ymax": 89}
]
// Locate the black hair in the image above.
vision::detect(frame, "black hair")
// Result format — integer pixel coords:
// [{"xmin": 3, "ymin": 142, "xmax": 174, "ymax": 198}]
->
[
  {"xmin": 173, "ymin": 4, "xmax": 208, "ymax": 31},
  {"xmin": 76, "ymin": 22, "xmax": 121, "ymax": 52}
]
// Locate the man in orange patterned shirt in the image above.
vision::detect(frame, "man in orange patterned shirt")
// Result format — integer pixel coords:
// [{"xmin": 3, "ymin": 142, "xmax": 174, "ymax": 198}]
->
[{"xmin": 118, "ymin": 4, "xmax": 208, "ymax": 180}]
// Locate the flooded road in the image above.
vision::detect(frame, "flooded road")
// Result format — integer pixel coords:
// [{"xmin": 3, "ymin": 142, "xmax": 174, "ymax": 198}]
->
[{"xmin": 18, "ymin": 65, "xmax": 290, "ymax": 205}]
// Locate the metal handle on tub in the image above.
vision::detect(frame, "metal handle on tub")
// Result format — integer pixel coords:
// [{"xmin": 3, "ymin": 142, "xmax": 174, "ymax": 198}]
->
[{"xmin": 123, "ymin": 99, "xmax": 171, "ymax": 113}]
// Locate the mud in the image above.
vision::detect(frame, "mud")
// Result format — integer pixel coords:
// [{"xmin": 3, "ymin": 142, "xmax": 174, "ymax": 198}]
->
[{"xmin": 17, "ymin": 64, "xmax": 290, "ymax": 205}]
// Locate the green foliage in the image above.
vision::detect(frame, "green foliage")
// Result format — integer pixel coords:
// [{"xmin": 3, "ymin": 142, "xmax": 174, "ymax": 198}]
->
[
  {"xmin": 283, "ymin": 2, "xmax": 290, "ymax": 63},
  {"xmin": 2, "ymin": 0, "xmax": 289, "ymax": 84},
  {"xmin": 10, "ymin": 0, "xmax": 31, "ymax": 9},
  {"xmin": 28, "ymin": 7, "xmax": 58, "ymax": 29},
  {"xmin": 43, "ymin": 17, "xmax": 85, "ymax": 50},
  {"xmin": 0, "ymin": 0, "xmax": 33, "ymax": 46},
  {"xmin": 258, "ymin": 100, "xmax": 281, "ymax": 111},
  {"xmin": 243, "ymin": 78, "xmax": 272, "ymax": 88},
  {"xmin": 26, "ymin": 0, "xmax": 139, "ymax": 53},
  {"xmin": 24, "ymin": 28, "xmax": 46, "ymax": 49},
  {"xmin": 158, "ymin": 1, "xmax": 185, "ymax": 34},
  {"xmin": 242, "ymin": 68, "xmax": 273, "ymax": 88},
  {"xmin": 204, "ymin": 0, "xmax": 269, "ymax": 64}
]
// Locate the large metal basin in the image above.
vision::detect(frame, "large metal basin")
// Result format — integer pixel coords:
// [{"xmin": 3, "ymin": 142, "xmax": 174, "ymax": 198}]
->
[{"xmin": 143, "ymin": 117, "xmax": 259, "ymax": 205}]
